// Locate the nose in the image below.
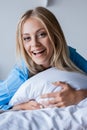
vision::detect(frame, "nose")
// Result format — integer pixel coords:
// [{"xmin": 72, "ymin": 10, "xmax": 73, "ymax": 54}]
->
[{"xmin": 31, "ymin": 36, "xmax": 38, "ymax": 46}]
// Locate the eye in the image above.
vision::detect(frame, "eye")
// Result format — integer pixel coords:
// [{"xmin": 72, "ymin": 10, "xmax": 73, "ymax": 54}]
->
[
  {"xmin": 23, "ymin": 36, "xmax": 31, "ymax": 42},
  {"xmin": 37, "ymin": 32, "xmax": 47, "ymax": 38}
]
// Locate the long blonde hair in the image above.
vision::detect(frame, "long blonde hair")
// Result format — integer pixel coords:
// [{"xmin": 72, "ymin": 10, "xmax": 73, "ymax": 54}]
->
[{"xmin": 16, "ymin": 6, "xmax": 84, "ymax": 75}]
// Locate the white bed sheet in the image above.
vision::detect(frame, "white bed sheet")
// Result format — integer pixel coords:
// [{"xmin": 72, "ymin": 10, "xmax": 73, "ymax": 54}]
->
[{"xmin": 0, "ymin": 98, "xmax": 87, "ymax": 130}]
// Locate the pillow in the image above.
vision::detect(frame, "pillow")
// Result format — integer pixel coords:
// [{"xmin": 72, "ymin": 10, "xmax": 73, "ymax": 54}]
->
[{"xmin": 9, "ymin": 67, "xmax": 87, "ymax": 106}]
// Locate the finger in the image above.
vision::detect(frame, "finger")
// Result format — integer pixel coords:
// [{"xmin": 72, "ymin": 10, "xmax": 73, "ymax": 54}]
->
[
  {"xmin": 51, "ymin": 102, "xmax": 66, "ymax": 108},
  {"xmin": 28, "ymin": 100, "xmax": 42, "ymax": 109},
  {"xmin": 46, "ymin": 98, "xmax": 58, "ymax": 105},
  {"xmin": 29, "ymin": 100, "xmax": 40, "ymax": 106},
  {"xmin": 31, "ymin": 105, "xmax": 40, "ymax": 110},
  {"xmin": 30, "ymin": 103, "xmax": 41, "ymax": 110},
  {"xmin": 52, "ymin": 81, "xmax": 61, "ymax": 86},
  {"xmin": 41, "ymin": 92, "xmax": 58, "ymax": 98},
  {"xmin": 41, "ymin": 97, "xmax": 61, "ymax": 107},
  {"xmin": 43, "ymin": 100, "xmax": 66, "ymax": 108},
  {"xmin": 53, "ymin": 81, "xmax": 68, "ymax": 88}
]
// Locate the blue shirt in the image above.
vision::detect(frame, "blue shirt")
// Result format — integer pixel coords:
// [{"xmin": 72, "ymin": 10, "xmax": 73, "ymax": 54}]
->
[{"xmin": 0, "ymin": 47, "xmax": 87, "ymax": 110}]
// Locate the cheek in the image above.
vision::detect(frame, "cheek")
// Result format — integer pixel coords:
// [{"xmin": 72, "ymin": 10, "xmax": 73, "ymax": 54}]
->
[
  {"xmin": 23, "ymin": 44, "xmax": 30, "ymax": 54},
  {"xmin": 23, "ymin": 43, "xmax": 28, "ymax": 50}
]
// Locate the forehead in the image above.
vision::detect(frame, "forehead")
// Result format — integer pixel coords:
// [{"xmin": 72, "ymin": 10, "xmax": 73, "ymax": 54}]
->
[{"xmin": 22, "ymin": 17, "xmax": 46, "ymax": 34}]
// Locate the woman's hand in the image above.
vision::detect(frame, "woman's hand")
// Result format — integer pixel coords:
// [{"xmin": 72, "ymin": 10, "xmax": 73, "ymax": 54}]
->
[
  {"xmin": 12, "ymin": 100, "xmax": 43, "ymax": 110},
  {"xmin": 40, "ymin": 81, "xmax": 87, "ymax": 108}
]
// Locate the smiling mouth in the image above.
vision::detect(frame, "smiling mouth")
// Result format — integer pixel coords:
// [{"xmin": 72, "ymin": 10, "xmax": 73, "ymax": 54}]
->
[{"xmin": 32, "ymin": 49, "xmax": 46, "ymax": 55}]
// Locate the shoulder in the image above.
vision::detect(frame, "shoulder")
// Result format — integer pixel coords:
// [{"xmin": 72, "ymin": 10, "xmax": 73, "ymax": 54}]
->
[
  {"xmin": 68, "ymin": 46, "xmax": 76, "ymax": 54},
  {"xmin": 11, "ymin": 60, "xmax": 29, "ymax": 80}
]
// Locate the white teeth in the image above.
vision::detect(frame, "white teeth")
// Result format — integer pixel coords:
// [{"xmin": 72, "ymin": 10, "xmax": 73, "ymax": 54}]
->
[
  {"xmin": 32, "ymin": 49, "xmax": 45, "ymax": 55},
  {"xmin": 33, "ymin": 51, "xmax": 40, "ymax": 54}
]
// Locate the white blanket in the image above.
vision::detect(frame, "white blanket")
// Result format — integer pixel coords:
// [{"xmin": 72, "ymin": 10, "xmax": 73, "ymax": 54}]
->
[{"xmin": 0, "ymin": 98, "xmax": 87, "ymax": 130}]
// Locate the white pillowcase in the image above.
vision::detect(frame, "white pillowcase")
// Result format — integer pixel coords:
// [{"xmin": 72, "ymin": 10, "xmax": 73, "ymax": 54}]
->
[{"xmin": 9, "ymin": 67, "xmax": 87, "ymax": 106}]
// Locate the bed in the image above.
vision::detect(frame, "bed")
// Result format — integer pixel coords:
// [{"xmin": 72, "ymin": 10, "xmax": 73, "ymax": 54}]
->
[
  {"xmin": 0, "ymin": 100, "xmax": 87, "ymax": 130},
  {"xmin": 0, "ymin": 67, "xmax": 87, "ymax": 130}
]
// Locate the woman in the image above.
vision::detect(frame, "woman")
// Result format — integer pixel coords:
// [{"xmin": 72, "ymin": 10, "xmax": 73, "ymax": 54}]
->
[{"xmin": 0, "ymin": 6, "xmax": 87, "ymax": 110}]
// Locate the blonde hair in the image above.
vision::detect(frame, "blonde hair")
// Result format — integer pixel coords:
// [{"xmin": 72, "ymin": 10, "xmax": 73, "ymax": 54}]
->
[{"xmin": 16, "ymin": 6, "xmax": 83, "ymax": 75}]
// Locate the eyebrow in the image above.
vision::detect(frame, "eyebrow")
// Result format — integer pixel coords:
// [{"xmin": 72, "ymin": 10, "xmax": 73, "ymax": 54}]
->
[{"xmin": 22, "ymin": 28, "xmax": 45, "ymax": 36}]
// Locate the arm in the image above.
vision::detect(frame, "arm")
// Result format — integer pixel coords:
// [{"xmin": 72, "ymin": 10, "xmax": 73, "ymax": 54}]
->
[
  {"xmin": 0, "ymin": 62, "xmax": 29, "ymax": 110},
  {"xmin": 12, "ymin": 100, "xmax": 42, "ymax": 110},
  {"xmin": 41, "ymin": 47, "xmax": 87, "ymax": 107},
  {"xmin": 41, "ymin": 81, "xmax": 87, "ymax": 108},
  {"xmin": 10, "ymin": 47, "xmax": 87, "ymax": 110}
]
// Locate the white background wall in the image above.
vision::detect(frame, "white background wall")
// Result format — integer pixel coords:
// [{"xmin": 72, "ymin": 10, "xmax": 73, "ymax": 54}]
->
[{"xmin": 0, "ymin": 0, "xmax": 87, "ymax": 80}]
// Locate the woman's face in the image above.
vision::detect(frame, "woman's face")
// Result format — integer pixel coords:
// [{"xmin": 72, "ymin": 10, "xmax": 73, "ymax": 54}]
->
[{"xmin": 22, "ymin": 17, "xmax": 53, "ymax": 68}]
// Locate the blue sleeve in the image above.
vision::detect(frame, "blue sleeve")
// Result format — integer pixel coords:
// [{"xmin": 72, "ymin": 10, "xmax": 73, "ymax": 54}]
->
[
  {"xmin": 0, "ymin": 61, "xmax": 29, "ymax": 110},
  {"xmin": 69, "ymin": 46, "xmax": 87, "ymax": 73}
]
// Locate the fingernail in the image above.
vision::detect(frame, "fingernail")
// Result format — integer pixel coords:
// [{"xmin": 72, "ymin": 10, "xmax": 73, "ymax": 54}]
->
[{"xmin": 40, "ymin": 105, "xmax": 44, "ymax": 109}]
